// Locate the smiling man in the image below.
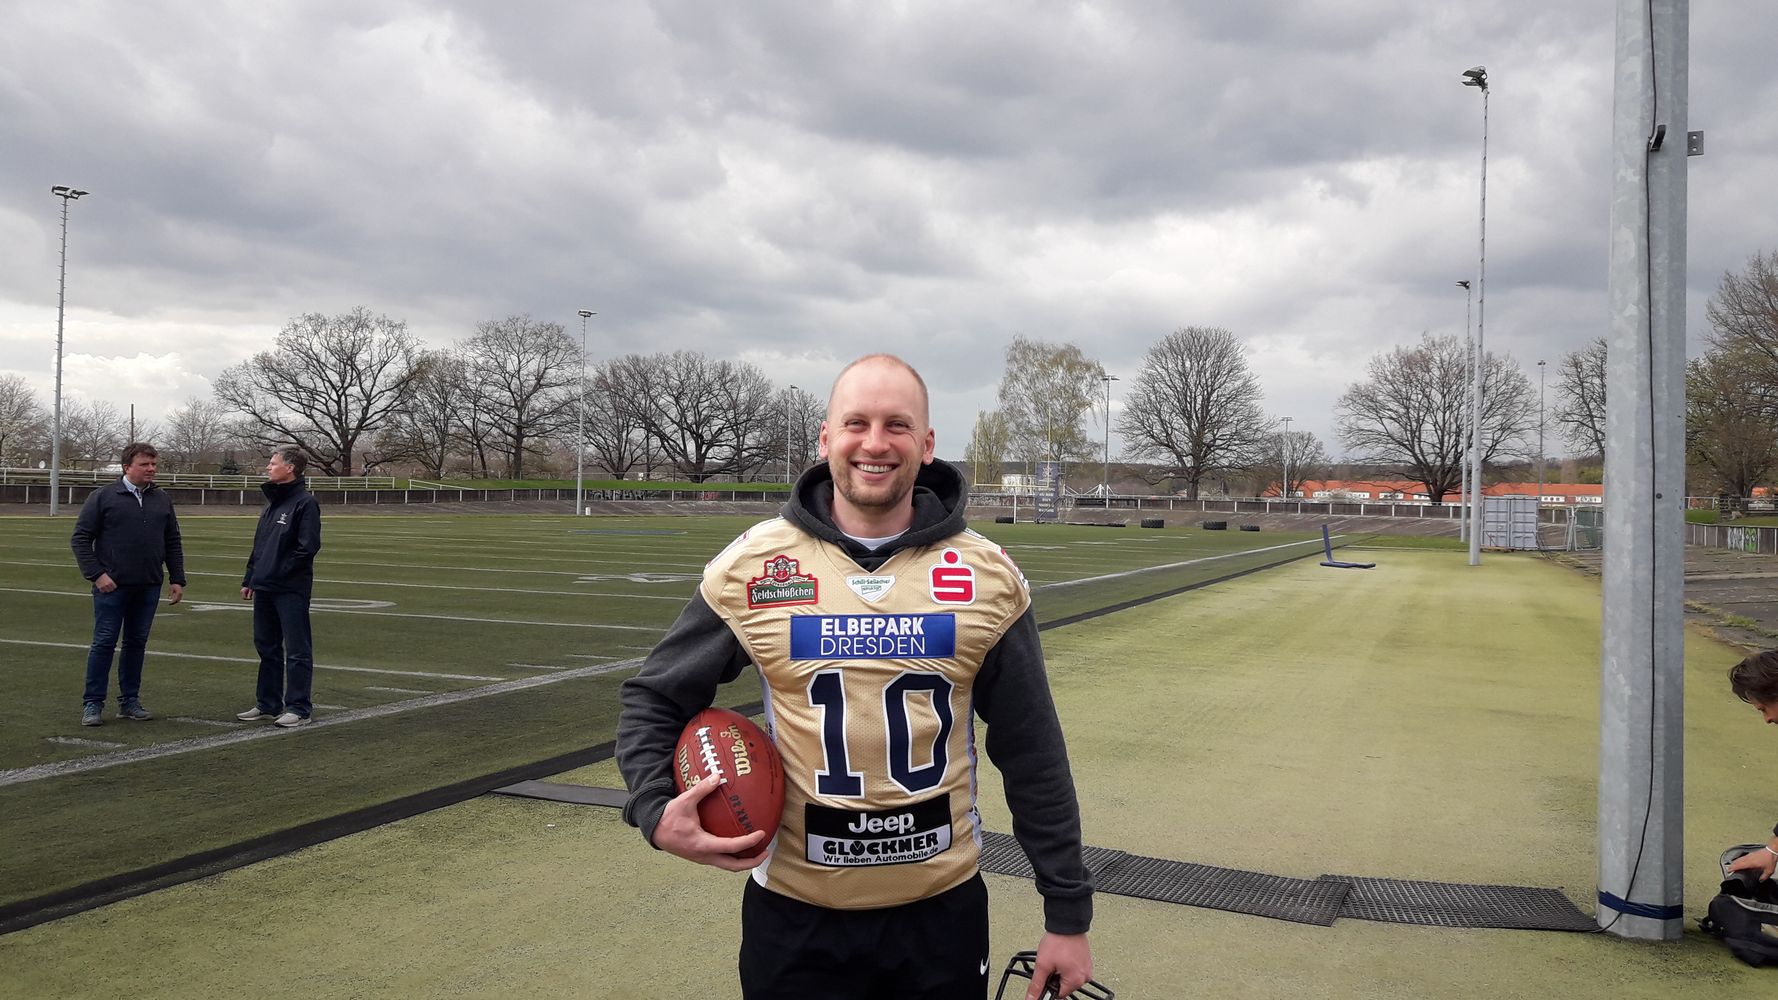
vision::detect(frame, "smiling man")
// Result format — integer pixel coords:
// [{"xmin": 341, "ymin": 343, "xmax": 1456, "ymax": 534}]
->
[{"xmin": 617, "ymin": 354, "xmax": 1094, "ymax": 999}]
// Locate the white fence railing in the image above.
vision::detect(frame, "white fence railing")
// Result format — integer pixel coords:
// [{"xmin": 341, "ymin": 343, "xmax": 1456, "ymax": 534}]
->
[{"xmin": 0, "ymin": 468, "xmax": 396, "ymax": 490}]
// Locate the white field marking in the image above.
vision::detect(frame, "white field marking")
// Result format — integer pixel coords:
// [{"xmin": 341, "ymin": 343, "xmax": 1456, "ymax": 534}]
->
[
  {"xmin": 0, "ymin": 638, "xmax": 503, "ymax": 682},
  {"xmin": 47, "ymin": 736, "xmax": 127, "ymax": 748},
  {"xmin": 313, "ymin": 703, "xmax": 349, "ymax": 710},
  {"xmin": 170, "ymin": 716, "xmax": 241, "ymax": 728},
  {"xmin": 565, "ymin": 653, "xmax": 619, "ymax": 660},
  {"xmin": 1033, "ymin": 537, "xmax": 1328, "ymax": 590},
  {"xmin": 0, "ymin": 562, "xmax": 688, "ymax": 602},
  {"xmin": 366, "ymin": 686, "xmax": 429, "ymax": 695},
  {"xmin": 0, "ymin": 550, "xmax": 701, "ymax": 581},
  {"xmin": 0, "ymin": 588, "xmax": 659, "ymax": 632},
  {"xmin": 507, "ymin": 662, "xmax": 571, "ymax": 671},
  {"xmin": 0, "ymin": 655, "xmax": 644, "ymax": 787}
]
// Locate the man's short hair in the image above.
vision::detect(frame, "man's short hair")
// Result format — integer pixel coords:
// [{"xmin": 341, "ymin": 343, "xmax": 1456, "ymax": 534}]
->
[
  {"xmin": 120, "ymin": 442, "xmax": 157, "ymax": 467},
  {"xmin": 274, "ymin": 445, "xmax": 309, "ymax": 477},
  {"xmin": 1729, "ymin": 649, "xmax": 1778, "ymax": 705},
  {"xmin": 829, "ymin": 354, "xmax": 930, "ymax": 423}
]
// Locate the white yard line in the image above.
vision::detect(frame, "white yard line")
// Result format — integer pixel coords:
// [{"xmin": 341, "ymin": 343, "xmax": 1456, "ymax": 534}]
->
[
  {"xmin": 0, "ymin": 588, "xmax": 660, "ymax": 632},
  {"xmin": 169, "ymin": 716, "xmax": 242, "ymax": 728},
  {"xmin": 0, "ymin": 562, "xmax": 688, "ymax": 601},
  {"xmin": 366, "ymin": 686, "xmax": 430, "ymax": 695},
  {"xmin": 0, "ymin": 656, "xmax": 643, "ymax": 787},
  {"xmin": 1033, "ymin": 537, "xmax": 1326, "ymax": 590},
  {"xmin": 0, "ymin": 638, "xmax": 503, "ymax": 682},
  {"xmin": 46, "ymin": 736, "xmax": 126, "ymax": 749}
]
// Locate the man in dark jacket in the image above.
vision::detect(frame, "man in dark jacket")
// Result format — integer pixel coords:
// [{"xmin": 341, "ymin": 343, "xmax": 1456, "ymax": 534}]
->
[
  {"xmin": 70, "ymin": 442, "xmax": 186, "ymax": 726},
  {"xmin": 236, "ymin": 446, "xmax": 322, "ymax": 728},
  {"xmin": 616, "ymin": 355, "xmax": 1093, "ymax": 1000}
]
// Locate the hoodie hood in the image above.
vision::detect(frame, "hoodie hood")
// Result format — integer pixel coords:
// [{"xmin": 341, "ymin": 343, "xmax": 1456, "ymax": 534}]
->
[{"xmin": 783, "ymin": 458, "xmax": 968, "ymax": 566}]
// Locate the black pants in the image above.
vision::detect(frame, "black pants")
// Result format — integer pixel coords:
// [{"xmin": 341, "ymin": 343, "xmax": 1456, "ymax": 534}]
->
[
  {"xmin": 739, "ymin": 874, "xmax": 989, "ymax": 1000},
  {"xmin": 252, "ymin": 590, "xmax": 313, "ymax": 717}
]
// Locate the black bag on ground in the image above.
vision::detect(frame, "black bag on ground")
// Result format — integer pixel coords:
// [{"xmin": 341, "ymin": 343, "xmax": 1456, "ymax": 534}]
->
[{"xmin": 1700, "ymin": 845, "xmax": 1778, "ymax": 967}]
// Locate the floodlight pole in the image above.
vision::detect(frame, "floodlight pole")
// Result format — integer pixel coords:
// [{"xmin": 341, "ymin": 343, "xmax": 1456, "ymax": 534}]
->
[
  {"xmin": 1101, "ymin": 374, "xmax": 1118, "ymax": 497},
  {"xmin": 49, "ymin": 185, "xmax": 89, "ymax": 516},
  {"xmin": 1536, "ymin": 359, "xmax": 1547, "ymax": 517},
  {"xmin": 576, "ymin": 309, "xmax": 594, "ymax": 515},
  {"xmin": 1280, "ymin": 416, "xmax": 1292, "ymax": 501},
  {"xmin": 1457, "ymin": 280, "xmax": 1473, "ymax": 539},
  {"xmin": 1463, "ymin": 67, "xmax": 1489, "ymax": 564},
  {"xmin": 786, "ymin": 385, "xmax": 798, "ymax": 484},
  {"xmin": 1598, "ymin": 0, "xmax": 1690, "ymax": 941}
]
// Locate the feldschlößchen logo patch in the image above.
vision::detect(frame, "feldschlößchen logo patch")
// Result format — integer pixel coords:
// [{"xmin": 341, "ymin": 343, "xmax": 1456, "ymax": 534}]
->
[{"xmin": 747, "ymin": 554, "xmax": 819, "ymax": 609}]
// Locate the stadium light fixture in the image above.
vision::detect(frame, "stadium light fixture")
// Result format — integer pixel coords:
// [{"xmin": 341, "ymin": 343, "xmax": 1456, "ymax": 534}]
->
[
  {"xmin": 1462, "ymin": 64, "xmax": 1489, "ymax": 565},
  {"xmin": 49, "ymin": 185, "xmax": 90, "ymax": 516},
  {"xmin": 576, "ymin": 309, "xmax": 595, "ymax": 515},
  {"xmin": 1100, "ymin": 374, "xmax": 1118, "ymax": 498}
]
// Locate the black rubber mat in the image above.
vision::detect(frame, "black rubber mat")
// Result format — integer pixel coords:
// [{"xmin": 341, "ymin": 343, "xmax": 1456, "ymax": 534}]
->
[
  {"xmin": 1098, "ymin": 855, "xmax": 1350, "ymax": 926},
  {"xmin": 978, "ymin": 830, "xmax": 1128, "ymax": 880},
  {"xmin": 1320, "ymin": 874, "xmax": 1596, "ymax": 931},
  {"xmin": 489, "ymin": 780, "xmax": 628, "ymax": 808}
]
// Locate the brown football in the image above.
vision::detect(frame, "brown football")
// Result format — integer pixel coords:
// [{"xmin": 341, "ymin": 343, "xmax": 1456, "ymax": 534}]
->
[{"xmin": 673, "ymin": 707, "xmax": 785, "ymax": 857}]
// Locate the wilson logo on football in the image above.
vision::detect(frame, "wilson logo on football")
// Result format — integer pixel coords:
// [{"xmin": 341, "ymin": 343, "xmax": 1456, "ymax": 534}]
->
[{"xmin": 929, "ymin": 549, "xmax": 975, "ymax": 604}]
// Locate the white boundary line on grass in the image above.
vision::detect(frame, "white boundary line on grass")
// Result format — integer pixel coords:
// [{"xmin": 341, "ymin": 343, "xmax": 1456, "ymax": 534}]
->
[
  {"xmin": 0, "ymin": 561, "xmax": 690, "ymax": 601},
  {"xmin": 0, "ymin": 638, "xmax": 503, "ymax": 682},
  {"xmin": 1032, "ymin": 537, "xmax": 1329, "ymax": 590},
  {"xmin": 0, "ymin": 655, "xmax": 644, "ymax": 787},
  {"xmin": 0, "ymin": 587, "xmax": 660, "ymax": 631}
]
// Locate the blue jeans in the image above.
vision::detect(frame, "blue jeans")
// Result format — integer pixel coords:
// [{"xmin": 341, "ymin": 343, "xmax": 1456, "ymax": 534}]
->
[
  {"xmin": 252, "ymin": 591, "xmax": 313, "ymax": 717},
  {"xmin": 84, "ymin": 584, "xmax": 161, "ymax": 706}
]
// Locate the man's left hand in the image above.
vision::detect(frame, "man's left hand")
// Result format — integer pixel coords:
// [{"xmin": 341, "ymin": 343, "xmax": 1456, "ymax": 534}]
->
[
  {"xmin": 1026, "ymin": 931, "xmax": 1091, "ymax": 1000},
  {"xmin": 168, "ymin": 584, "xmax": 184, "ymax": 605}
]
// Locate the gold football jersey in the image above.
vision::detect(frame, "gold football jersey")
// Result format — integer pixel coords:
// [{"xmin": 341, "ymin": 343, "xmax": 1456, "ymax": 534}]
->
[{"xmin": 701, "ymin": 517, "xmax": 1030, "ymax": 909}]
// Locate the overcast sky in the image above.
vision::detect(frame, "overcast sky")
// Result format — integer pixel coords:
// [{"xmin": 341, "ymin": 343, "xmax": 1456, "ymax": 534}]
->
[{"xmin": 3, "ymin": 1, "xmax": 1774, "ymax": 463}]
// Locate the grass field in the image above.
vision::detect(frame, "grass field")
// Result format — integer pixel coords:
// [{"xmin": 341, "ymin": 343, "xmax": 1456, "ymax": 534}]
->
[
  {"xmin": 0, "ymin": 513, "xmax": 1326, "ymax": 913},
  {"xmin": 2, "ymin": 539, "xmax": 1770, "ymax": 998}
]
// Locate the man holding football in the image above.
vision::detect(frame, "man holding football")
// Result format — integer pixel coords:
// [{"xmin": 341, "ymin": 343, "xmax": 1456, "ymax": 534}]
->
[{"xmin": 617, "ymin": 354, "xmax": 1093, "ymax": 999}]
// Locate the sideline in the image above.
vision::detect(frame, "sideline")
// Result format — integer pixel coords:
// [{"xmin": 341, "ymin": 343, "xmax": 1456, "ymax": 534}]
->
[{"xmin": 0, "ymin": 638, "xmax": 503, "ymax": 682}]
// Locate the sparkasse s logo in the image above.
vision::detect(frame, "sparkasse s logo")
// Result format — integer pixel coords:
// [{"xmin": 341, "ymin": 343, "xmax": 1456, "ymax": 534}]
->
[{"xmin": 928, "ymin": 548, "xmax": 975, "ymax": 604}]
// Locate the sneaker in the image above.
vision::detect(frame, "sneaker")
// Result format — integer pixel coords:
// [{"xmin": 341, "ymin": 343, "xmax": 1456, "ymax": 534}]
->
[
  {"xmin": 274, "ymin": 712, "xmax": 311, "ymax": 728},
  {"xmin": 81, "ymin": 704, "xmax": 104, "ymax": 727},
  {"xmin": 118, "ymin": 701, "xmax": 153, "ymax": 721},
  {"xmin": 236, "ymin": 707, "xmax": 279, "ymax": 721}
]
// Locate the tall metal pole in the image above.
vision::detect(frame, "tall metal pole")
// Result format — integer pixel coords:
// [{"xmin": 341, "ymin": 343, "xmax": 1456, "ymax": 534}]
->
[
  {"xmin": 1457, "ymin": 280, "xmax": 1473, "ymax": 539},
  {"xmin": 1101, "ymin": 374, "xmax": 1118, "ymax": 497},
  {"xmin": 786, "ymin": 385, "xmax": 798, "ymax": 484},
  {"xmin": 48, "ymin": 186, "xmax": 88, "ymax": 517},
  {"xmin": 1463, "ymin": 68, "xmax": 1489, "ymax": 563},
  {"xmin": 1280, "ymin": 416, "xmax": 1293, "ymax": 500},
  {"xmin": 1598, "ymin": 0, "xmax": 1690, "ymax": 941},
  {"xmin": 576, "ymin": 309, "xmax": 594, "ymax": 515},
  {"xmin": 1536, "ymin": 359, "xmax": 1547, "ymax": 509}
]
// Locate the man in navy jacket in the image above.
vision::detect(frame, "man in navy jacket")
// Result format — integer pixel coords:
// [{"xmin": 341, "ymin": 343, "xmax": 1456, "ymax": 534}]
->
[
  {"xmin": 70, "ymin": 442, "xmax": 186, "ymax": 726},
  {"xmin": 237, "ymin": 446, "xmax": 322, "ymax": 728}
]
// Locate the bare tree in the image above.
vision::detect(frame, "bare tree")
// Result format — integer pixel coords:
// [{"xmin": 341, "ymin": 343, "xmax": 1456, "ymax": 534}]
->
[
  {"xmin": 61, "ymin": 399, "xmax": 127, "ymax": 469},
  {"xmin": 1686, "ymin": 348, "xmax": 1778, "ymax": 501},
  {"xmin": 162, "ymin": 397, "xmax": 235, "ymax": 471},
  {"xmin": 214, "ymin": 307, "xmax": 423, "ymax": 475},
  {"xmin": 375, "ymin": 351, "xmax": 468, "ymax": 479},
  {"xmin": 756, "ymin": 384, "xmax": 825, "ymax": 484},
  {"xmin": 1706, "ymin": 249, "xmax": 1778, "ymax": 416},
  {"xmin": 1555, "ymin": 337, "xmax": 1607, "ymax": 458},
  {"xmin": 582, "ymin": 360, "xmax": 648, "ymax": 480},
  {"xmin": 1257, "ymin": 427, "xmax": 1330, "ymax": 498},
  {"xmin": 613, "ymin": 351, "xmax": 729, "ymax": 481},
  {"xmin": 0, "ymin": 374, "xmax": 44, "ymax": 467},
  {"xmin": 1336, "ymin": 332, "xmax": 1534, "ymax": 503},
  {"xmin": 997, "ymin": 336, "xmax": 1104, "ymax": 466},
  {"xmin": 713, "ymin": 361, "xmax": 780, "ymax": 481},
  {"xmin": 1116, "ymin": 327, "xmax": 1270, "ymax": 500},
  {"xmin": 460, "ymin": 315, "xmax": 581, "ymax": 479},
  {"xmin": 964, "ymin": 409, "xmax": 1011, "ymax": 486}
]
